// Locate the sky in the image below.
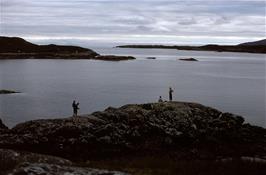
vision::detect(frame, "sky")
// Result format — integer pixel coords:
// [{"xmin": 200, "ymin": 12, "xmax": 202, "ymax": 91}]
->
[{"xmin": 0, "ymin": 0, "xmax": 265, "ymax": 46}]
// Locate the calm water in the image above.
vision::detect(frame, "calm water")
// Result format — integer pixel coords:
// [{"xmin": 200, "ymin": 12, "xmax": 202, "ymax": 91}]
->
[{"xmin": 0, "ymin": 48, "xmax": 265, "ymax": 127}]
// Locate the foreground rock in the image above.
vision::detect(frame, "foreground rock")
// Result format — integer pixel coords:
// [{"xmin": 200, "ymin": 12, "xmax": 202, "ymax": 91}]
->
[
  {"xmin": 179, "ymin": 58, "xmax": 198, "ymax": 61},
  {"xmin": 0, "ymin": 102, "xmax": 265, "ymax": 162},
  {"xmin": 0, "ymin": 149, "xmax": 127, "ymax": 175}
]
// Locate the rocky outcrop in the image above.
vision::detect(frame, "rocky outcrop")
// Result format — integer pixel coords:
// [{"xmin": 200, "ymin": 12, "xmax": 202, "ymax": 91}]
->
[{"xmin": 0, "ymin": 102, "xmax": 265, "ymax": 162}]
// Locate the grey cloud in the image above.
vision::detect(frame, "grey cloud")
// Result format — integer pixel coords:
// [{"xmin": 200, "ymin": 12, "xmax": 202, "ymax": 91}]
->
[
  {"xmin": 112, "ymin": 16, "xmax": 153, "ymax": 25},
  {"xmin": 178, "ymin": 18, "xmax": 197, "ymax": 25},
  {"xmin": 214, "ymin": 16, "xmax": 231, "ymax": 25},
  {"xmin": 1, "ymin": 0, "xmax": 265, "ymax": 44}
]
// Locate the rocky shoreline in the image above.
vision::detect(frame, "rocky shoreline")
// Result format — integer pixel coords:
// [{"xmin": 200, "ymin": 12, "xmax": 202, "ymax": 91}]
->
[
  {"xmin": 0, "ymin": 53, "xmax": 136, "ymax": 61},
  {"xmin": 0, "ymin": 101, "xmax": 266, "ymax": 174}
]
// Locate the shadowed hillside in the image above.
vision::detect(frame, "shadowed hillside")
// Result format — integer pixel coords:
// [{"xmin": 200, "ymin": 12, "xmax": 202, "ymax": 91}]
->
[
  {"xmin": 0, "ymin": 36, "xmax": 92, "ymax": 53},
  {"xmin": 238, "ymin": 39, "xmax": 266, "ymax": 46}
]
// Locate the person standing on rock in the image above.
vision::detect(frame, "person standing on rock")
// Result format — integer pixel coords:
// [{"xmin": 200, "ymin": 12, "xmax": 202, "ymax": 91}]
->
[
  {"xmin": 72, "ymin": 100, "xmax": 80, "ymax": 117},
  {"xmin": 158, "ymin": 96, "xmax": 163, "ymax": 102},
  {"xmin": 169, "ymin": 87, "xmax": 174, "ymax": 101}
]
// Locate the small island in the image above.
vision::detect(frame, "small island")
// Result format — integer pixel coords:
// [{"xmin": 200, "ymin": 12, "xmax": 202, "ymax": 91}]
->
[
  {"xmin": 0, "ymin": 36, "xmax": 136, "ymax": 61},
  {"xmin": 146, "ymin": 57, "xmax": 156, "ymax": 59},
  {"xmin": 0, "ymin": 89, "xmax": 19, "ymax": 94},
  {"xmin": 94, "ymin": 55, "xmax": 136, "ymax": 61},
  {"xmin": 179, "ymin": 58, "xmax": 198, "ymax": 61}
]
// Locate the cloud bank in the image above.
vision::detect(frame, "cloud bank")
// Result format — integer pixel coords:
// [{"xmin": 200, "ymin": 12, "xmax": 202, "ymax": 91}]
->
[{"xmin": 1, "ymin": 0, "xmax": 265, "ymax": 45}]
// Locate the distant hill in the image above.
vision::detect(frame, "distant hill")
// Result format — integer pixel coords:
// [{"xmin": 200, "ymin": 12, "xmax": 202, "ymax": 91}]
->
[
  {"xmin": 238, "ymin": 39, "xmax": 266, "ymax": 46},
  {"xmin": 0, "ymin": 36, "xmax": 95, "ymax": 54},
  {"xmin": 0, "ymin": 36, "xmax": 136, "ymax": 61}
]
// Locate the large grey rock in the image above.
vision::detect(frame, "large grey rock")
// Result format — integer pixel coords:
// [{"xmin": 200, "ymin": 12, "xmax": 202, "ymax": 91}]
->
[{"xmin": 0, "ymin": 102, "xmax": 265, "ymax": 161}]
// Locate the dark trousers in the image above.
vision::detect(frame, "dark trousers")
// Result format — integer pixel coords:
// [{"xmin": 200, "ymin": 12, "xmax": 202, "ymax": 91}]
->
[
  {"xmin": 73, "ymin": 109, "xmax": 78, "ymax": 116},
  {"xmin": 169, "ymin": 93, "xmax": 172, "ymax": 101}
]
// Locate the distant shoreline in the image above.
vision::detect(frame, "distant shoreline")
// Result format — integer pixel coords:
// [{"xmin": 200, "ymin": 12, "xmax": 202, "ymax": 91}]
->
[{"xmin": 117, "ymin": 44, "xmax": 266, "ymax": 54}]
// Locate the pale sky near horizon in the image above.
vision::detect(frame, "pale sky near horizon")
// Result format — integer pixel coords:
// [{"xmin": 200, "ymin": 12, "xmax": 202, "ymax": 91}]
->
[{"xmin": 0, "ymin": 0, "xmax": 265, "ymax": 46}]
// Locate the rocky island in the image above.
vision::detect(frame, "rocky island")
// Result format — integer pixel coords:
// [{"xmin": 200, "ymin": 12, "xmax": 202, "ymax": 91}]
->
[
  {"xmin": 179, "ymin": 58, "xmax": 198, "ymax": 61},
  {"xmin": 117, "ymin": 39, "xmax": 266, "ymax": 54},
  {"xmin": 146, "ymin": 57, "xmax": 156, "ymax": 59},
  {"xmin": 94, "ymin": 55, "xmax": 135, "ymax": 61},
  {"xmin": 0, "ymin": 36, "xmax": 136, "ymax": 61},
  {"xmin": 0, "ymin": 90, "xmax": 19, "ymax": 94},
  {"xmin": 0, "ymin": 101, "xmax": 265, "ymax": 174}
]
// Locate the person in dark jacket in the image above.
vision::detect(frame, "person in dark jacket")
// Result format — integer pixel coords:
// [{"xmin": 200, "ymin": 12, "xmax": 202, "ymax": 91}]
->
[
  {"xmin": 72, "ymin": 100, "xmax": 79, "ymax": 116},
  {"xmin": 169, "ymin": 87, "xmax": 174, "ymax": 101}
]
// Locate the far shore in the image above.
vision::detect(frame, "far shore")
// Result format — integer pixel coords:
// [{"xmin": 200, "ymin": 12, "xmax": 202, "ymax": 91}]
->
[{"xmin": 117, "ymin": 44, "xmax": 266, "ymax": 54}]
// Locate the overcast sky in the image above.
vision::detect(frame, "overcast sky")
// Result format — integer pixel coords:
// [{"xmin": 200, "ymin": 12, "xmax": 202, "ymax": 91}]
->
[{"xmin": 0, "ymin": 0, "xmax": 265, "ymax": 45}]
